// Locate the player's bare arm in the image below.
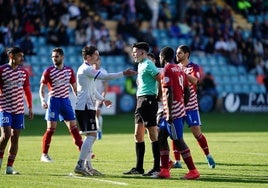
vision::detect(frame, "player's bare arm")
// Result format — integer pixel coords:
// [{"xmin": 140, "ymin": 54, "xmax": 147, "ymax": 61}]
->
[
  {"xmin": 123, "ymin": 68, "xmax": 137, "ymax": 76},
  {"xmin": 186, "ymin": 74, "xmax": 198, "ymax": 85},
  {"xmin": 39, "ymin": 83, "xmax": 48, "ymax": 109},
  {"xmin": 71, "ymin": 83, "xmax": 77, "ymax": 96}
]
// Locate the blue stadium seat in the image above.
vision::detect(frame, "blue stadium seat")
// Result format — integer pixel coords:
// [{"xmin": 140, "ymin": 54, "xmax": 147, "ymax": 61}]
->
[
  {"xmin": 208, "ymin": 55, "xmax": 217, "ymax": 66},
  {"xmin": 40, "ymin": 56, "xmax": 49, "ymax": 65},
  {"xmin": 242, "ymin": 30, "xmax": 251, "ymax": 39},
  {"xmin": 153, "ymin": 29, "xmax": 168, "ymax": 39},
  {"xmin": 30, "ymin": 36, "xmax": 38, "ymax": 44},
  {"xmin": 190, "ymin": 55, "xmax": 197, "ymax": 62},
  {"xmin": 257, "ymin": 15, "xmax": 264, "ymax": 23},
  {"xmin": 233, "ymin": 84, "xmax": 242, "ymax": 93},
  {"xmin": 237, "ymin": 66, "xmax": 246, "ymax": 75},
  {"xmin": 216, "ymin": 55, "xmax": 227, "ymax": 65},
  {"xmin": 197, "ymin": 56, "xmax": 209, "ymax": 66},
  {"xmin": 216, "ymin": 85, "xmax": 224, "ymax": 94},
  {"xmin": 177, "ymin": 38, "xmax": 187, "ymax": 46},
  {"xmin": 113, "ymin": 56, "xmax": 125, "ymax": 66},
  {"xmin": 219, "ymin": 66, "xmax": 229, "ymax": 75},
  {"xmin": 68, "ymin": 55, "xmax": 78, "ymax": 66},
  {"xmin": 251, "ymin": 84, "xmax": 261, "ymax": 93},
  {"xmin": 27, "ymin": 56, "xmax": 39, "ymax": 65},
  {"xmin": 202, "ymin": 66, "xmax": 210, "ymax": 74},
  {"xmin": 34, "ymin": 37, "xmax": 46, "ymax": 46},
  {"xmin": 220, "ymin": 76, "xmax": 230, "ymax": 84},
  {"xmin": 211, "ymin": 66, "xmax": 221, "ymax": 75},
  {"xmin": 38, "ymin": 46, "xmax": 48, "ymax": 55},
  {"xmin": 228, "ymin": 66, "xmax": 238, "ymax": 75},
  {"xmin": 101, "ymin": 56, "xmax": 107, "ymax": 63},
  {"xmin": 169, "ymin": 38, "xmax": 179, "ymax": 49},
  {"xmin": 248, "ymin": 74, "xmax": 256, "ymax": 84},
  {"xmin": 224, "ymin": 84, "xmax": 233, "ymax": 92},
  {"xmin": 238, "ymin": 75, "xmax": 248, "ymax": 84},
  {"xmin": 247, "ymin": 15, "xmax": 255, "ymax": 23},
  {"xmin": 64, "ymin": 46, "xmax": 77, "ymax": 55},
  {"xmin": 241, "ymin": 84, "xmax": 251, "ymax": 93},
  {"xmin": 32, "ymin": 65, "xmax": 42, "ymax": 74},
  {"xmin": 230, "ymin": 75, "xmax": 239, "ymax": 83},
  {"xmin": 158, "ymin": 38, "xmax": 169, "ymax": 47},
  {"xmin": 259, "ymin": 85, "xmax": 266, "ymax": 93},
  {"xmin": 214, "ymin": 76, "xmax": 223, "ymax": 84}
]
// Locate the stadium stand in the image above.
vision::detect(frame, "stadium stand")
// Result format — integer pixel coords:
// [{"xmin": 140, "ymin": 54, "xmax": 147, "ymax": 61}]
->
[{"xmin": 1, "ymin": 0, "xmax": 267, "ymax": 96}]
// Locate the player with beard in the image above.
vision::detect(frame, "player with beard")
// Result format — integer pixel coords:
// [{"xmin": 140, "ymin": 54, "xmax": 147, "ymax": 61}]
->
[
  {"xmin": 174, "ymin": 45, "xmax": 216, "ymax": 169},
  {"xmin": 39, "ymin": 47, "xmax": 83, "ymax": 163}
]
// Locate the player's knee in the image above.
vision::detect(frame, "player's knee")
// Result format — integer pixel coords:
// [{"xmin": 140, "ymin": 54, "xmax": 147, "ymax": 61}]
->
[
  {"xmin": 1, "ymin": 131, "xmax": 11, "ymax": 141},
  {"xmin": 47, "ymin": 127, "xmax": 56, "ymax": 133}
]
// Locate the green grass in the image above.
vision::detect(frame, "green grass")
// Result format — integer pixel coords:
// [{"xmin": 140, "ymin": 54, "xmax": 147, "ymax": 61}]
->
[{"xmin": 0, "ymin": 113, "xmax": 268, "ymax": 188}]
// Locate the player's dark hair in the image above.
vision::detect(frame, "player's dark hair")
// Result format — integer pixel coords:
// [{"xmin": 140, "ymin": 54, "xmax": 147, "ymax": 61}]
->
[
  {"xmin": 7, "ymin": 47, "xmax": 23, "ymax": 55},
  {"xmin": 82, "ymin": 45, "xmax": 98, "ymax": 59},
  {"xmin": 160, "ymin": 46, "xmax": 174, "ymax": 62},
  {"xmin": 52, "ymin": 47, "xmax": 64, "ymax": 55},
  {"xmin": 132, "ymin": 42, "xmax": 149, "ymax": 52},
  {"xmin": 178, "ymin": 45, "xmax": 191, "ymax": 58}
]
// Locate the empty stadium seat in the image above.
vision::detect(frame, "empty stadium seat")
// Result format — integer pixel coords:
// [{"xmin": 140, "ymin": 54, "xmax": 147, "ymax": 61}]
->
[
  {"xmin": 238, "ymin": 75, "xmax": 248, "ymax": 84},
  {"xmin": 224, "ymin": 84, "xmax": 233, "ymax": 92},
  {"xmin": 241, "ymin": 84, "xmax": 251, "ymax": 93},
  {"xmin": 218, "ymin": 66, "xmax": 229, "ymax": 75},
  {"xmin": 251, "ymin": 84, "xmax": 261, "ymax": 93},
  {"xmin": 228, "ymin": 66, "xmax": 238, "ymax": 75},
  {"xmin": 259, "ymin": 85, "xmax": 266, "ymax": 93},
  {"xmin": 248, "ymin": 74, "xmax": 256, "ymax": 84},
  {"xmin": 237, "ymin": 66, "xmax": 246, "ymax": 74},
  {"xmin": 233, "ymin": 84, "xmax": 242, "ymax": 93}
]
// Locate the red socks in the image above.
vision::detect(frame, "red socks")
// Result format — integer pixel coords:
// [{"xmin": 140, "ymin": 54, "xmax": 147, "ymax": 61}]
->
[
  {"xmin": 42, "ymin": 128, "xmax": 55, "ymax": 154},
  {"xmin": 181, "ymin": 148, "xmax": 196, "ymax": 170},
  {"xmin": 197, "ymin": 134, "xmax": 209, "ymax": 156},
  {"xmin": 70, "ymin": 126, "xmax": 83, "ymax": 151}
]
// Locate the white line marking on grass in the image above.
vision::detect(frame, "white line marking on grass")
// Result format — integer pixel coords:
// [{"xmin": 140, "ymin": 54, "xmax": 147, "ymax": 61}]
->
[
  {"xmin": 231, "ymin": 152, "xmax": 268, "ymax": 156},
  {"xmin": 69, "ymin": 173, "xmax": 128, "ymax": 186}
]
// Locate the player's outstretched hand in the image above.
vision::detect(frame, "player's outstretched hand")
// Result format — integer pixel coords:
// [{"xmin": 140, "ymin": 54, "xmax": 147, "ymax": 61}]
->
[
  {"xmin": 103, "ymin": 100, "xmax": 112, "ymax": 108},
  {"xmin": 123, "ymin": 68, "xmax": 137, "ymax": 76}
]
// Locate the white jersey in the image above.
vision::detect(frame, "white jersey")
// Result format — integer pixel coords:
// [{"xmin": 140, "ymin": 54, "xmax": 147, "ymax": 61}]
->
[
  {"xmin": 75, "ymin": 62, "xmax": 123, "ymax": 110},
  {"xmin": 95, "ymin": 67, "xmax": 108, "ymax": 94}
]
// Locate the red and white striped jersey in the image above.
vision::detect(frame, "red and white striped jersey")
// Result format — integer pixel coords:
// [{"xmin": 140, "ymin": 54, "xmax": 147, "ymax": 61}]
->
[
  {"xmin": 40, "ymin": 66, "xmax": 76, "ymax": 98},
  {"xmin": 0, "ymin": 64, "xmax": 30, "ymax": 114},
  {"xmin": 179, "ymin": 62, "xmax": 200, "ymax": 111},
  {"xmin": 162, "ymin": 63, "xmax": 188, "ymax": 119}
]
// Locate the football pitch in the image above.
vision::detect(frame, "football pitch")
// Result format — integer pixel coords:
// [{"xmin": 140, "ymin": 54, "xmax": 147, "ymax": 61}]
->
[{"xmin": 0, "ymin": 113, "xmax": 267, "ymax": 188}]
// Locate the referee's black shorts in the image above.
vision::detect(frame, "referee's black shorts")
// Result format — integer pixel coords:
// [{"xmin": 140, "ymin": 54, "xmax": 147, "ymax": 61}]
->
[{"xmin": 134, "ymin": 95, "xmax": 158, "ymax": 127}]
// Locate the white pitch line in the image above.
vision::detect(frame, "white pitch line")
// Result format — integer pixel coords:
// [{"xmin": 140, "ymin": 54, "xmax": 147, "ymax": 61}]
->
[
  {"xmin": 69, "ymin": 173, "xmax": 128, "ymax": 186},
  {"xmin": 231, "ymin": 152, "xmax": 268, "ymax": 156}
]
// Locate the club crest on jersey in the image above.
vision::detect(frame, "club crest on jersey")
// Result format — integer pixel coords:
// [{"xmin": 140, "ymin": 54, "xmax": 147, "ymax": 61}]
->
[
  {"xmin": 65, "ymin": 71, "xmax": 71, "ymax": 77},
  {"xmin": 164, "ymin": 76, "xmax": 170, "ymax": 84},
  {"xmin": 18, "ymin": 72, "xmax": 23, "ymax": 78},
  {"xmin": 185, "ymin": 67, "xmax": 193, "ymax": 74}
]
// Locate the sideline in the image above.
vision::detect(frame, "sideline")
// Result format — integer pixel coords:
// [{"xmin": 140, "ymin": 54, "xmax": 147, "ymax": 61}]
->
[{"xmin": 68, "ymin": 173, "xmax": 129, "ymax": 186}]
